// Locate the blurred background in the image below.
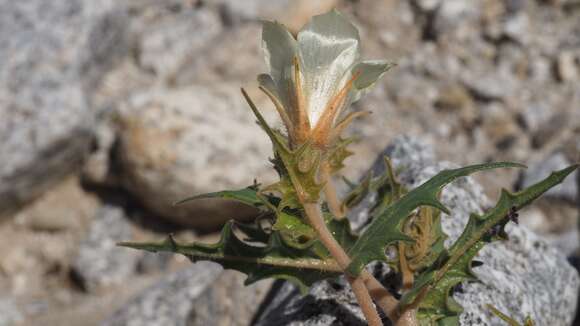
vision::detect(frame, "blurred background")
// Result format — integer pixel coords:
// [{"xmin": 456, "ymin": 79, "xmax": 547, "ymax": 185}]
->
[{"xmin": 0, "ymin": 0, "xmax": 579, "ymax": 325}]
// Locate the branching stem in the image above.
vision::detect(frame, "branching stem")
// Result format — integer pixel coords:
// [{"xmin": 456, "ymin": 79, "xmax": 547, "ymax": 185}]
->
[
  {"xmin": 302, "ymin": 202, "xmax": 382, "ymax": 325},
  {"xmin": 313, "ymin": 166, "xmax": 416, "ymax": 326},
  {"xmin": 361, "ymin": 271, "xmax": 399, "ymax": 321}
]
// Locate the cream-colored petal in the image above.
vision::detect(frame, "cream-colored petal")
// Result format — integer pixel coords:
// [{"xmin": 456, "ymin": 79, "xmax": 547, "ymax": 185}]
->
[
  {"xmin": 262, "ymin": 21, "xmax": 298, "ymax": 111},
  {"xmin": 258, "ymin": 73, "xmax": 293, "ymax": 133},
  {"xmin": 297, "ymin": 10, "xmax": 361, "ymax": 126}
]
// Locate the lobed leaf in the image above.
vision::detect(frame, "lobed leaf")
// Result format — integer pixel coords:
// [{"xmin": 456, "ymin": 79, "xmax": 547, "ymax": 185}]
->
[
  {"xmin": 174, "ymin": 184, "xmax": 276, "ymax": 210},
  {"xmin": 400, "ymin": 165, "xmax": 578, "ymax": 324},
  {"xmin": 346, "ymin": 162, "xmax": 526, "ymax": 276},
  {"xmin": 119, "ymin": 220, "xmax": 341, "ymax": 293}
]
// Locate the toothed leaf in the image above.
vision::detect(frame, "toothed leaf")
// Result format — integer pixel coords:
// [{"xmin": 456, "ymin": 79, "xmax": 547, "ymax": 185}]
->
[
  {"xmin": 174, "ymin": 184, "xmax": 276, "ymax": 210},
  {"xmin": 324, "ymin": 212, "xmax": 359, "ymax": 251},
  {"xmin": 400, "ymin": 165, "xmax": 578, "ymax": 324},
  {"xmin": 327, "ymin": 137, "xmax": 355, "ymax": 174},
  {"xmin": 346, "ymin": 162, "xmax": 526, "ymax": 276},
  {"xmin": 342, "ymin": 171, "xmax": 373, "ymax": 210},
  {"xmin": 370, "ymin": 156, "xmax": 407, "ymax": 216},
  {"xmin": 273, "ymin": 210, "xmax": 317, "ymax": 245},
  {"xmin": 119, "ymin": 220, "xmax": 342, "ymax": 293}
]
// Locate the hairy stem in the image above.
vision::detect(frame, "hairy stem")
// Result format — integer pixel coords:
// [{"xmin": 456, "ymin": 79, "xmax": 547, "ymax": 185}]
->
[
  {"xmin": 348, "ymin": 275, "xmax": 384, "ymax": 326},
  {"xmin": 361, "ymin": 272, "xmax": 399, "ymax": 321},
  {"xmin": 302, "ymin": 202, "xmax": 383, "ymax": 326},
  {"xmin": 306, "ymin": 169, "xmax": 409, "ymax": 324},
  {"xmin": 396, "ymin": 309, "xmax": 419, "ymax": 326},
  {"xmin": 303, "ymin": 203, "xmax": 383, "ymax": 326},
  {"xmin": 320, "ymin": 162, "xmax": 346, "ymax": 219}
]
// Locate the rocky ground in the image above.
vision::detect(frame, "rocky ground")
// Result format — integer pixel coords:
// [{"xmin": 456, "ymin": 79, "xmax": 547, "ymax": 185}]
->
[{"xmin": 0, "ymin": 0, "xmax": 578, "ymax": 325}]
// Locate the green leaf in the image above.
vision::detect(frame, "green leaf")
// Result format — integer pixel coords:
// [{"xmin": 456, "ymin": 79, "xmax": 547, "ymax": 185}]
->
[
  {"xmin": 273, "ymin": 210, "xmax": 317, "ymax": 244},
  {"xmin": 174, "ymin": 184, "xmax": 275, "ymax": 210},
  {"xmin": 272, "ymin": 208, "xmax": 358, "ymax": 256},
  {"xmin": 119, "ymin": 220, "xmax": 341, "ymax": 293},
  {"xmin": 326, "ymin": 137, "xmax": 355, "ymax": 175},
  {"xmin": 353, "ymin": 61, "xmax": 395, "ymax": 90},
  {"xmin": 342, "ymin": 156, "xmax": 405, "ymax": 214},
  {"xmin": 370, "ymin": 156, "xmax": 407, "ymax": 216},
  {"xmin": 342, "ymin": 171, "xmax": 373, "ymax": 210},
  {"xmin": 346, "ymin": 162, "xmax": 526, "ymax": 276},
  {"xmin": 401, "ymin": 164, "xmax": 578, "ymax": 324},
  {"xmin": 351, "ymin": 60, "xmax": 396, "ymax": 102},
  {"xmin": 325, "ymin": 212, "xmax": 359, "ymax": 251}
]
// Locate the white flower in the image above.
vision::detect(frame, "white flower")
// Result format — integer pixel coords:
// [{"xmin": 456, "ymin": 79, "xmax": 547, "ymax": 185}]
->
[{"xmin": 258, "ymin": 9, "xmax": 394, "ymax": 148}]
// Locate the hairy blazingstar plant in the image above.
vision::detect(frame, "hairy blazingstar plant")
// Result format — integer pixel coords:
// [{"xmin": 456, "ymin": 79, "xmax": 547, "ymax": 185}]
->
[{"xmin": 119, "ymin": 9, "xmax": 579, "ymax": 326}]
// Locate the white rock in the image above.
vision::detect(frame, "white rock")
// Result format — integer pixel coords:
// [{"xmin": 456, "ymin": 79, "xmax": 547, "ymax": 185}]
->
[{"xmin": 115, "ymin": 85, "xmax": 276, "ymax": 229}]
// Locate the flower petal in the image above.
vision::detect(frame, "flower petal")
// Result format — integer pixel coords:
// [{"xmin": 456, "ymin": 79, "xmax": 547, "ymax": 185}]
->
[
  {"xmin": 297, "ymin": 10, "xmax": 361, "ymax": 126},
  {"xmin": 258, "ymin": 73, "xmax": 293, "ymax": 133},
  {"xmin": 262, "ymin": 21, "xmax": 297, "ymax": 111},
  {"xmin": 257, "ymin": 73, "xmax": 278, "ymax": 96},
  {"xmin": 350, "ymin": 60, "xmax": 395, "ymax": 102}
]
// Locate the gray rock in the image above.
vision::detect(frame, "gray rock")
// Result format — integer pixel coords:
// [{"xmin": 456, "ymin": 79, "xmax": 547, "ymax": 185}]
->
[
  {"xmin": 213, "ymin": 0, "xmax": 337, "ymax": 32},
  {"xmin": 13, "ymin": 176, "xmax": 99, "ymax": 232},
  {"xmin": 72, "ymin": 204, "xmax": 140, "ymax": 292},
  {"xmin": 254, "ymin": 278, "xmax": 369, "ymax": 326},
  {"xmin": 429, "ymin": 0, "xmax": 480, "ymax": 39},
  {"xmin": 0, "ymin": 0, "xmax": 128, "ymax": 217},
  {"xmin": 504, "ymin": 14, "xmax": 530, "ymax": 44},
  {"xmin": 462, "ymin": 72, "xmax": 517, "ymax": 102},
  {"xmin": 136, "ymin": 6, "xmax": 222, "ymax": 84},
  {"xmin": 104, "ymin": 261, "xmax": 272, "ymax": 326},
  {"xmin": 413, "ymin": 0, "xmax": 442, "ymax": 12},
  {"xmin": 102, "ymin": 262, "xmax": 223, "ymax": 326},
  {"xmin": 115, "ymin": 85, "xmax": 275, "ymax": 229},
  {"xmin": 0, "ymin": 298, "xmax": 23, "ymax": 326},
  {"xmin": 556, "ymin": 51, "xmax": 580, "ymax": 82},
  {"xmin": 176, "ymin": 23, "xmax": 263, "ymax": 86},
  {"xmin": 518, "ymin": 206, "xmax": 580, "ymax": 257},
  {"xmin": 136, "ymin": 252, "xmax": 173, "ymax": 274},
  {"xmin": 213, "ymin": 0, "xmax": 289, "ymax": 24},
  {"xmin": 455, "ymin": 225, "xmax": 578, "ymax": 325},
  {"xmin": 521, "ymin": 153, "xmax": 578, "ymax": 203},
  {"xmin": 254, "ymin": 136, "xmax": 579, "ymax": 325},
  {"xmin": 376, "ymin": 135, "xmax": 436, "ymax": 178},
  {"xmin": 187, "ymin": 271, "xmax": 273, "ymax": 326},
  {"xmin": 81, "ymin": 120, "xmax": 118, "ymax": 186}
]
